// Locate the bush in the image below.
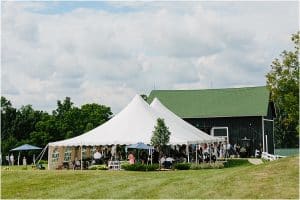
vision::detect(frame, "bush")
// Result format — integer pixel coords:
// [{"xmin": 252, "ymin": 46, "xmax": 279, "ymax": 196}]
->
[
  {"xmin": 224, "ymin": 159, "xmax": 251, "ymax": 168},
  {"xmin": 190, "ymin": 162, "xmax": 224, "ymax": 170},
  {"xmin": 38, "ymin": 160, "xmax": 48, "ymax": 165},
  {"xmin": 88, "ymin": 165, "xmax": 108, "ymax": 170},
  {"xmin": 173, "ymin": 163, "xmax": 191, "ymax": 170},
  {"xmin": 146, "ymin": 164, "xmax": 159, "ymax": 171},
  {"xmin": 121, "ymin": 163, "xmax": 159, "ymax": 171},
  {"xmin": 98, "ymin": 166, "xmax": 108, "ymax": 170},
  {"xmin": 88, "ymin": 166, "xmax": 97, "ymax": 170}
]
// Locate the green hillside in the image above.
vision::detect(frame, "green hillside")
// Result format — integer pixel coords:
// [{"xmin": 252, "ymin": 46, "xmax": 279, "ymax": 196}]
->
[{"xmin": 1, "ymin": 156, "xmax": 299, "ymax": 199}]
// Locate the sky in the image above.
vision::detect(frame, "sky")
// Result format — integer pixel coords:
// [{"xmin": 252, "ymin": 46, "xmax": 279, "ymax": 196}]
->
[{"xmin": 1, "ymin": 1, "xmax": 299, "ymax": 113}]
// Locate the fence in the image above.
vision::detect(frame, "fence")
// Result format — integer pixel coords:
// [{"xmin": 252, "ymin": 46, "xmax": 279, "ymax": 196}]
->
[{"xmin": 274, "ymin": 148, "xmax": 299, "ymax": 156}]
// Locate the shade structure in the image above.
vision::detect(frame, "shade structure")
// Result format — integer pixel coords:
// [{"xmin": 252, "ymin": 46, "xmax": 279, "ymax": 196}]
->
[
  {"xmin": 126, "ymin": 142, "xmax": 154, "ymax": 150},
  {"xmin": 49, "ymin": 94, "xmax": 221, "ymax": 147},
  {"xmin": 10, "ymin": 144, "xmax": 42, "ymax": 151},
  {"xmin": 150, "ymin": 98, "xmax": 224, "ymax": 144}
]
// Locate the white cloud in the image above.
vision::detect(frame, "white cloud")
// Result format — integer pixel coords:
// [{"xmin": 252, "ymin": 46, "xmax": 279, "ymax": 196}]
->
[{"xmin": 1, "ymin": 1, "xmax": 298, "ymax": 113}]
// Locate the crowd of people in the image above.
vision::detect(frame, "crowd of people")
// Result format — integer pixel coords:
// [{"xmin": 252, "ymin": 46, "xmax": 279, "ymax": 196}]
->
[
  {"xmin": 196, "ymin": 142, "xmax": 242, "ymax": 162},
  {"xmin": 4, "ymin": 154, "xmax": 28, "ymax": 166},
  {"xmin": 69, "ymin": 142, "xmax": 259, "ymax": 170}
]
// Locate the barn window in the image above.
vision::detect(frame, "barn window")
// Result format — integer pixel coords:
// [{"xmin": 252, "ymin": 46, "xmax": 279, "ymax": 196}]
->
[{"xmin": 211, "ymin": 127, "xmax": 229, "ymax": 142}]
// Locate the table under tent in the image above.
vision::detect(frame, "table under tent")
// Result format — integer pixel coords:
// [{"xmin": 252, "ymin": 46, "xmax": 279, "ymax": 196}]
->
[{"xmin": 43, "ymin": 95, "xmax": 223, "ymax": 170}]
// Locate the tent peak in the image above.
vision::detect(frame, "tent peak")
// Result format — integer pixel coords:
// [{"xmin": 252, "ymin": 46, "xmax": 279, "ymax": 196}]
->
[{"xmin": 151, "ymin": 97, "xmax": 163, "ymax": 106}]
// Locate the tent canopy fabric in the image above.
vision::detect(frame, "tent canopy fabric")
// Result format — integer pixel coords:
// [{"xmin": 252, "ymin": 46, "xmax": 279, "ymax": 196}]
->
[
  {"xmin": 49, "ymin": 95, "xmax": 222, "ymax": 147},
  {"xmin": 10, "ymin": 144, "xmax": 42, "ymax": 151},
  {"xmin": 150, "ymin": 98, "xmax": 224, "ymax": 144},
  {"xmin": 126, "ymin": 142, "xmax": 154, "ymax": 150}
]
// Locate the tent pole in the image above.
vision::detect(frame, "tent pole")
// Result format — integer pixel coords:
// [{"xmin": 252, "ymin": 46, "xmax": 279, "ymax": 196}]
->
[
  {"xmin": 195, "ymin": 144, "xmax": 198, "ymax": 164},
  {"xmin": 209, "ymin": 143, "xmax": 212, "ymax": 164},
  {"xmin": 36, "ymin": 146, "xmax": 46, "ymax": 161},
  {"xmin": 186, "ymin": 144, "xmax": 189, "ymax": 163},
  {"xmin": 37, "ymin": 145, "xmax": 48, "ymax": 164},
  {"xmin": 151, "ymin": 149, "xmax": 153, "ymax": 165},
  {"xmin": 147, "ymin": 149, "xmax": 151, "ymax": 165},
  {"xmin": 80, "ymin": 145, "xmax": 83, "ymax": 171},
  {"xmin": 47, "ymin": 145, "xmax": 50, "ymax": 170},
  {"xmin": 18, "ymin": 152, "xmax": 20, "ymax": 166}
]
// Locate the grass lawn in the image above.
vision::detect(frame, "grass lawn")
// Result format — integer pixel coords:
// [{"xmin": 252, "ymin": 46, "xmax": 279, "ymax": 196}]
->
[{"xmin": 1, "ymin": 156, "xmax": 299, "ymax": 199}]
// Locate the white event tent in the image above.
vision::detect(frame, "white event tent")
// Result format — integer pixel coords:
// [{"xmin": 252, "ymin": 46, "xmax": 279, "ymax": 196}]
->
[
  {"xmin": 46, "ymin": 94, "xmax": 222, "ymax": 168},
  {"xmin": 49, "ymin": 95, "xmax": 220, "ymax": 147},
  {"xmin": 150, "ymin": 98, "xmax": 222, "ymax": 144}
]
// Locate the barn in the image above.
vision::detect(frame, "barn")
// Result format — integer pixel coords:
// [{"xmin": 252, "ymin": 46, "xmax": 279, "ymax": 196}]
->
[{"xmin": 148, "ymin": 86, "xmax": 276, "ymax": 156}]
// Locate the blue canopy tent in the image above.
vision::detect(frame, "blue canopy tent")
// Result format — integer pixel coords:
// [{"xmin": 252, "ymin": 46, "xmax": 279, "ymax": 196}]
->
[
  {"xmin": 11, "ymin": 144, "xmax": 42, "ymax": 151},
  {"xmin": 10, "ymin": 144, "xmax": 42, "ymax": 166},
  {"xmin": 126, "ymin": 142, "xmax": 154, "ymax": 164},
  {"xmin": 126, "ymin": 142, "xmax": 154, "ymax": 150}
]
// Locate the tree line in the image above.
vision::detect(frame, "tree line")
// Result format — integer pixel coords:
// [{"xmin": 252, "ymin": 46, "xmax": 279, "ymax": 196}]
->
[{"xmin": 1, "ymin": 96, "xmax": 113, "ymax": 158}]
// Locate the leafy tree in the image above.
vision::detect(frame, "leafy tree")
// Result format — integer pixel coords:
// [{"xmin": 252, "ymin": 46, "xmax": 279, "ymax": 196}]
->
[
  {"xmin": 85, "ymin": 123, "xmax": 94, "ymax": 132},
  {"xmin": 12, "ymin": 105, "xmax": 44, "ymax": 141},
  {"xmin": 52, "ymin": 97, "xmax": 77, "ymax": 139},
  {"xmin": 1, "ymin": 97, "xmax": 17, "ymax": 141},
  {"xmin": 33, "ymin": 114, "xmax": 57, "ymax": 145},
  {"xmin": 151, "ymin": 118, "xmax": 171, "ymax": 156},
  {"xmin": 53, "ymin": 97, "xmax": 73, "ymax": 117},
  {"xmin": 0, "ymin": 95, "xmax": 114, "ymax": 164},
  {"xmin": 80, "ymin": 103, "xmax": 112, "ymax": 128},
  {"xmin": 266, "ymin": 32, "xmax": 299, "ymax": 148}
]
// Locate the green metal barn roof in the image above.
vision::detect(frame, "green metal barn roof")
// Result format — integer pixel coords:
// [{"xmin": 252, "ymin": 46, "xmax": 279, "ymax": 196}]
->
[{"xmin": 148, "ymin": 86, "xmax": 271, "ymax": 118}]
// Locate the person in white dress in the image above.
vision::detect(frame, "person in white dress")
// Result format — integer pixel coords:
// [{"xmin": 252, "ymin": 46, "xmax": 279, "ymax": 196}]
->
[
  {"xmin": 93, "ymin": 150, "xmax": 102, "ymax": 164},
  {"xmin": 10, "ymin": 154, "xmax": 14, "ymax": 166},
  {"xmin": 22, "ymin": 156, "xmax": 27, "ymax": 166}
]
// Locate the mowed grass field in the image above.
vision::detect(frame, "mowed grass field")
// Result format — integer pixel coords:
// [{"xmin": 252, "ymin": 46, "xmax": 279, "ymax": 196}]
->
[{"xmin": 1, "ymin": 156, "xmax": 299, "ymax": 199}]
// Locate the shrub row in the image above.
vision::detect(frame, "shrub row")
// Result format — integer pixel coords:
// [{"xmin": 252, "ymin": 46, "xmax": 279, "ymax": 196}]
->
[
  {"xmin": 223, "ymin": 159, "xmax": 251, "ymax": 168},
  {"xmin": 88, "ymin": 160, "xmax": 245, "ymax": 171},
  {"xmin": 173, "ymin": 163, "xmax": 191, "ymax": 170},
  {"xmin": 190, "ymin": 162, "xmax": 224, "ymax": 170},
  {"xmin": 121, "ymin": 163, "xmax": 159, "ymax": 171},
  {"xmin": 88, "ymin": 165, "xmax": 108, "ymax": 170}
]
